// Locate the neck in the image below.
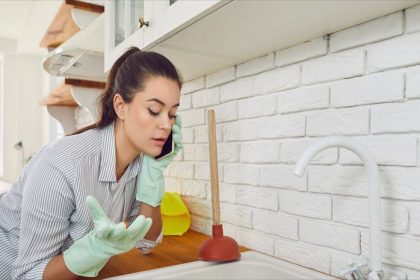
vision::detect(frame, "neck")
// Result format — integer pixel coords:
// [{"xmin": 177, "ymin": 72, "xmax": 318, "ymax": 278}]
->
[{"xmin": 114, "ymin": 121, "xmax": 139, "ymax": 181}]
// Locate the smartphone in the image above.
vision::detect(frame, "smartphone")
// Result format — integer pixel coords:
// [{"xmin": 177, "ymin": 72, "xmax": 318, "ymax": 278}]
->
[{"xmin": 155, "ymin": 131, "xmax": 174, "ymax": 160}]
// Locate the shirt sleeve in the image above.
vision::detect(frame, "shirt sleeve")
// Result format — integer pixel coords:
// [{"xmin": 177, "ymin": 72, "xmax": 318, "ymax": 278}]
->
[
  {"xmin": 11, "ymin": 159, "xmax": 74, "ymax": 280},
  {"xmin": 126, "ymin": 200, "xmax": 163, "ymax": 254}
]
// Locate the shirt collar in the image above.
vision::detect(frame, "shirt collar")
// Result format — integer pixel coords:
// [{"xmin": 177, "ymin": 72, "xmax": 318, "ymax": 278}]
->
[{"xmin": 98, "ymin": 122, "xmax": 142, "ymax": 182}]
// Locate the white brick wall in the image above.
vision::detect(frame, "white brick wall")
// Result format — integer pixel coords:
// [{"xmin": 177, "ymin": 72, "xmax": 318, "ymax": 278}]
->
[
  {"xmin": 181, "ymin": 179, "xmax": 207, "ymax": 199},
  {"xmin": 330, "ymin": 71, "xmax": 404, "ymax": 107},
  {"xmin": 277, "ymin": 85, "xmax": 329, "ymax": 114},
  {"xmin": 237, "ymin": 53, "xmax": 275, "ymax": 78},
  {"xmin": 330, "ymin": 12, "xmax": 403, "ymax": 53},
  {"xmin": 367, "ymin": 32, "xmax": 420, "ymax": 73},
  {"xmin": 206, "ymin": 66, "xmax": 235, "ymax": 88},
  {"xmin": 280, "ymin": 138, "xmax": 338, "ymax": 164},
  {"xmin": 236, "ymin": 185, "xmax": 278, "ymax": 211},
  {"xmin": 380, "ymin": 167, "xmax": 420, "ymax": 200},
  {"xmin": 236, "ymin": 229, "xmax": 274, "ymax": 255},
  {"xmin": 406, "ymin": 66, "xmax": 420, "ymax": 99},
  {"xmin": 333, "ymin": 197, "xmax": 409, "ymax": 233},
  {"xmin": 259, "ymin": 165, "xmax": 306, "ymax": 191},
  {"xmin": 339, "ymin": 136, "xmax": 417, "ymax": 166},
  {"xmin": 299, "ymin": 219, "xmax": 361, "ymax": 253},
  {"xmin": 220, "ymin": 203, "xmax": 253, "ymax": 228},
  {"xmin": 411, "ymin": 203, "xmax": 420, "ymax": 235},
  {"xmin": 162, "ymin": 4, "xmax": 420, "ymax": 278},
  {"xmin": 238, "ymin": 95, "xmax": 277, "ymax": 119},
  {"xmin": 372, "ymin": 101, "xmax": 420, "ymax": 133},
  {"xmin": 407, "ymin": 5, "xmax": 420, "ymax": 34},
  {"xmin": 220, "ymin": 77, "xmax": 254, "ymax": 102},
  {"xmin": 275, "ymin": 37, "xmax": 328, "ymax": 67},
  {"xmin": 253, "ymin": 210, "xmax": 298, "ymax": 240},
  {"xmin": 181, "ymin": 76, "xmax": 204, "ymax": 94},
  {"xmin": 191, "ymin": 87, "xmax": 219, "ymax": 108},
  {"xmin": 213, "ymin": 183, "xmax": 236, "ymax": 203},
  {"xmin": 240, "ymin": 142, "xmax": 280, "ymax": 163},
  {"xmin": 254, "ymin": 65, "xmax": 300, "ymax": 94},
  {"xmin": 361, "ymin": 231, "xmax": 420, "ymax": 268},
  {"xmin": 274, "ymin": 238, "xmax": 330, "ymax": 273},
  {"xmin": 223, "ymin": 115, "xmax": 305, "ymax": 141},
  {"xmin": 223, "ymin": 164, "xmax": 259, "ymax": 185},
  {"xmin": 302, "ymin": 49, "xmax": 364, "ymax": 85},
  {"xmin": 279, "ymin": 190, "xmax": 331, "ymax": 219},
  {"xmin": 309, "ymin": 165, "xmax": 368, "ymax": 196},
  {"xmin": 307, "ymin": 107, "xmax": 369, "ymax": 136}
]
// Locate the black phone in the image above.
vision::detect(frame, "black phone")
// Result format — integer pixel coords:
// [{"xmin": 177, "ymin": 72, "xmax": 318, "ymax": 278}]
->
[{"xmin": 155, "ymin": 131, "xmax": 174, "ymax": 160}]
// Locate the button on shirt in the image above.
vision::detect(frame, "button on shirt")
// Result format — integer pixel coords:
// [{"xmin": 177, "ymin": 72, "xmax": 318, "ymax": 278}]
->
[{"xmin": 0, "ymin": 122, "xmax": 158, "ymax": 279}]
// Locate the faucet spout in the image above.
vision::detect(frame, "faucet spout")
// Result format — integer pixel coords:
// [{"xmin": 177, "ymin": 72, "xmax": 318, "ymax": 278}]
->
[{"xmin": 294, "ymin": 136, "xmax": 382, "ymax": 278}]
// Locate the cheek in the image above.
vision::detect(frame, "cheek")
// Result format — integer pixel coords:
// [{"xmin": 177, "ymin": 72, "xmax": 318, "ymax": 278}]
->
[
  {"xmin": 128, "ymin": 107, "xmax": 148, "ymax": 124},
  {"xmin": 127, "ymin": 109, "xmax": 155, "ymax": 136}
]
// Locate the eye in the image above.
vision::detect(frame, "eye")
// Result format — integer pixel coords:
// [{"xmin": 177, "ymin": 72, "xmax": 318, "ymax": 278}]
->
[
  {"xmin": 148, "ymin": 108, "xmax": 159, "ymax": 116},
  {"xmin": 168, "ymin": 114, "xmax": 176, "ymax": 120}
]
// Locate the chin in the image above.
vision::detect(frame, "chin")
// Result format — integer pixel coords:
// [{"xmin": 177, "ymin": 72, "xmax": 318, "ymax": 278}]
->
[{"xmin": 144, "ymin": 147, "xmax": 162, "ymax": 157}]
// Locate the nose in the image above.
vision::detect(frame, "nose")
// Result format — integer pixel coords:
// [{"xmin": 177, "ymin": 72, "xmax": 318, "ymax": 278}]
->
[{"xmin": 158, "ymin": 116, "xmax": 172, "ymax": 131}]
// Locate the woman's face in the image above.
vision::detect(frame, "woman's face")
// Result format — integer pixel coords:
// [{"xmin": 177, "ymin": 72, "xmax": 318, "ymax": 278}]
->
[{"xmin": 119, "ymin": 76, "xmax": 180, "ymax": 157}]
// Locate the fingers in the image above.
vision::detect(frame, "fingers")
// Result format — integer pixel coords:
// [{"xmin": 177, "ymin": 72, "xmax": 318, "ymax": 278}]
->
[
  {"xmin": 86, "ymin": 196, "xmax": 115, "ymax": 238},
  {"xmin": 95, "ymin": 223, "xmax": 113, "ymax": 238},
  {"xmin": 126, "ymin": 215, "xmax": 145, "ymax": 238},
  {"xmin": 172, "ymin": 116, "xmax": 183, "ymax": 150},
  {"xmin": 109, "ymin": 222, "xmax": 127, "ymax": 241},
  {"xmin": 175, "ymin": 115, "xmax": 182, "ymax": 128},
  {"xmin": 126, "ymin": 215, "xmax": 153, "ymax": 241},
  {"xmin": 86, "ymin": 196, "xmax": 109, "ymax": 223},
  {"xmin": 132, "ymin": 218, "xmax": 152, "ymax": 242}
]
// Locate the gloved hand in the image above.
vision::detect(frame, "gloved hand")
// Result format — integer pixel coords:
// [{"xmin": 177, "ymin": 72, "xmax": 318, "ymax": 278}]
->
[
  {"xmin": 136, "ymin": 116, "xmax": 183, "ymax": 207},
  {"xmin": 63, "ymin": 196, "xmax": 152, "ymax": 277}
]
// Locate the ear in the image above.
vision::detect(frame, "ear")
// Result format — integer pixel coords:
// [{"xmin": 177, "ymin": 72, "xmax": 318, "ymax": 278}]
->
[{"xmin": 113, "ymin": 94, "xmax": 127, "ymax": 120}]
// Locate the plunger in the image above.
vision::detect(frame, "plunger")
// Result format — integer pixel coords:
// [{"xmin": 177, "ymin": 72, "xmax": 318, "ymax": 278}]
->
[{"xmin": 198, "ymin": 109, "xmax": 241, "ymax": 262}]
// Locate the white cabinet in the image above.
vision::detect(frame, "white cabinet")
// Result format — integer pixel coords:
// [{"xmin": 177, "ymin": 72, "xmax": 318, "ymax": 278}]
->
[
  {"xmin": 105, "ymin": 0, "xmax": 149, "ymax": 70},
  {"xmin": 104, "ymin": 0, "xmax": 228, "ymax": 72},
  {"xmin": 105, "ymin": 0, "xmax": 420, "ymax": 81}
]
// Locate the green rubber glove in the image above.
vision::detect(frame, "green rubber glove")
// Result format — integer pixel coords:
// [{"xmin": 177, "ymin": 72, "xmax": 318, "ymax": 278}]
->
[
  {"xmin": 136, "ymin": 116, "xmax": 183, "ymax": 207},
  {"xmin": 63, "ymin": 196, "xmax": 152, "ymax": 277}
]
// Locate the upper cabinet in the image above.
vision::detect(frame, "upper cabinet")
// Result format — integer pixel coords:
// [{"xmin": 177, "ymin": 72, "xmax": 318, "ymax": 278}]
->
[
  {"xmin": 104, "ymin": 0, "xmax": 227, "ymax": 72},
  {"xmin": 104, "ymin": 0, "xmax": 420, "ymax": 81}
]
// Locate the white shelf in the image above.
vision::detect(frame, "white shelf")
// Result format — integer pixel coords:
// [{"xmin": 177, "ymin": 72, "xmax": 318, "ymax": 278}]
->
[
  {"xmin": 71, "ymin": 86, "xmax": 102, "ymax": 121},
  {"xmin": 47, "ymin": 106, "xmax": 78, "ymax": 135},
  {"xmin": 43, "ymin": 13, "xmax": 106, "ymax": 82}
]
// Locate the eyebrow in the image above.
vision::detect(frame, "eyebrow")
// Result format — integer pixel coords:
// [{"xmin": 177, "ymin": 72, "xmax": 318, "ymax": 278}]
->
[{"xmin": 147, "ymin": 98, "xmax": 179, "ymax": 108}]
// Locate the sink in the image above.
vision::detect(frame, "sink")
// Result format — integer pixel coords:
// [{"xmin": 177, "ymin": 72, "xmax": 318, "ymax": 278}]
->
[{"xmin": 105, "ymin": 251, "xmax": 338, "ymax": 279}]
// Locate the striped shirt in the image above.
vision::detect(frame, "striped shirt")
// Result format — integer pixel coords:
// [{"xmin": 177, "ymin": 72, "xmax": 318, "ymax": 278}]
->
[{"xmin": 0, "ymin": 122, "xmax": 161, "ymax": 279}]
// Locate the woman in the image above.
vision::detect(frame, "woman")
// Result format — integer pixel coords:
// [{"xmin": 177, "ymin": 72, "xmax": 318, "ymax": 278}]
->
[{"xmin": 0, "ymin": 47, "xmax": 183, "ymax": 279}]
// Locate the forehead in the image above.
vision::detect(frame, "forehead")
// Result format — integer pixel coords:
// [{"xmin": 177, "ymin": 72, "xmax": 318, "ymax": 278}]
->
[{"xmin": 136, "ymin": 76, "xmax": 180, "ymax": 105}]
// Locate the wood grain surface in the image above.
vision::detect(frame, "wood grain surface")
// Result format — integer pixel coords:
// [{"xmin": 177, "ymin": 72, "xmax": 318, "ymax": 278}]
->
[{"xmin": 94, "ymin": 230, "xmax": 248, "ymax": 279}]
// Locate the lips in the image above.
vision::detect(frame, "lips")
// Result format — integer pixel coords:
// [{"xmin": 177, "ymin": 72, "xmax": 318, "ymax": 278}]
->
[{"xmin": 152, "ymin": 137, "xmax": 167, "ymax": 146}]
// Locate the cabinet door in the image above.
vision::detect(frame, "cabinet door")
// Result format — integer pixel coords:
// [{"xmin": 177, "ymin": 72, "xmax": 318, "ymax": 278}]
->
[
  {"xmin": 105, "ymin": 0, "xmax": 227, "ymax": 71},
  {"xmin": 143, "ymin": 0, "xmax": 226, "ymax": 49},
  {"xmin": 105, "ymin": 0, "xmax": 152, "ymax": 71}
]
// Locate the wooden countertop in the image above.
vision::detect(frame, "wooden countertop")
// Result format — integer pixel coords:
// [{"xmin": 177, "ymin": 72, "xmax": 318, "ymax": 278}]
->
[{"xmin": 95, "ymin": 230, "xmax": 248, "ymax": 279}]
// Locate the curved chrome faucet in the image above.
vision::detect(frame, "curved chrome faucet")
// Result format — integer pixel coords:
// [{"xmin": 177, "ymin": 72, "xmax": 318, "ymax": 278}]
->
[{"xmin": 294, "ymin": 136, "xmax": 383, "ymax": 280}]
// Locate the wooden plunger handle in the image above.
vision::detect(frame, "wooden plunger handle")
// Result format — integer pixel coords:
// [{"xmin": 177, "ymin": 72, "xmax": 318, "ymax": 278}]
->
[{"xmin": 207, "ymin": 109, "xmax": 221, "ymax": 225}]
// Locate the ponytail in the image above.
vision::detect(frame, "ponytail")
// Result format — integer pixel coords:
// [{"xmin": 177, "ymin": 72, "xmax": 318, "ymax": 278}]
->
[{"xmin": 97, "ymin": 47, "xmax": 139, "ymax": 128}]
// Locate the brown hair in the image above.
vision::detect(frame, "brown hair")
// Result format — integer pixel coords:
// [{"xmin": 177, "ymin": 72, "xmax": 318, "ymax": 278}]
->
[{"xmin": 73, "ymin": 47, "xmax": 182, "ymax": 134}]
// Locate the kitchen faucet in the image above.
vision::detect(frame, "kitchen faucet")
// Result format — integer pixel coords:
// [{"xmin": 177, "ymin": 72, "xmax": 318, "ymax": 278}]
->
[{"xmin": 294, "ymin": 136, "xmax": 383, "ymax": 280}]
